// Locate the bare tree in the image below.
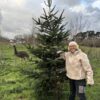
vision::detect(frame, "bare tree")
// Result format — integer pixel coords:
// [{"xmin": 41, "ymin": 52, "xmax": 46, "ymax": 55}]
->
[{"xmin": 68, "ymin": 13, "xmax": 91, "ymax": 39}]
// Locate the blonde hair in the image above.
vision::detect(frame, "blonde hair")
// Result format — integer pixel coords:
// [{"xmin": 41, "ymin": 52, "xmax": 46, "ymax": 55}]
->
[{"xmin": 68, "ymin": 41, "xmax": 79, "ymax": 51}]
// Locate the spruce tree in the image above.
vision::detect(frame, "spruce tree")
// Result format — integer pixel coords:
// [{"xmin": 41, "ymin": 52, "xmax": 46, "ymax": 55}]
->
[{"xmin": 26, "ymin": 0, "xmax": 69, "ymax": 99}]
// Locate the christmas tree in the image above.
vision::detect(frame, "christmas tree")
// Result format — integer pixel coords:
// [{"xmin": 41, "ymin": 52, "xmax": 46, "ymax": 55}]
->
[{"xmin": 26, "ymin": 0, "xmax": 69, "ymax": 99}]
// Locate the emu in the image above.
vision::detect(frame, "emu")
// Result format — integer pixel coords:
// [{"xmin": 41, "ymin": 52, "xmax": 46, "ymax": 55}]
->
[{"xmin": 13, "ymin": 45, "xmax": 29, "ymax": 60}]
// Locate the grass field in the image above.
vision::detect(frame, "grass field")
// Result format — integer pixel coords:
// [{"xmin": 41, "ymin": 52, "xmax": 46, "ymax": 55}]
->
[{"xmin": 0, "ymin": 43, "xmax": 100, "ymax": 100}]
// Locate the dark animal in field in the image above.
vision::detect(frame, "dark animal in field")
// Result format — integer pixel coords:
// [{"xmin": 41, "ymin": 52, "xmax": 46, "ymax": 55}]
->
[{"xmin": 13, "ymin": 45, "xmax": 29, "ymax": 59}]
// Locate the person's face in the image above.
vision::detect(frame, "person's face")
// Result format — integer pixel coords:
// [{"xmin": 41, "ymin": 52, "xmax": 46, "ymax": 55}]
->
[{"xmin": 69, "ymin": 45, "xmax": 77, "ymax": 53}]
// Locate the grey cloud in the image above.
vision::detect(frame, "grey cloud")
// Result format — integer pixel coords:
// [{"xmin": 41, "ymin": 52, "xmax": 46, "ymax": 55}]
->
[
  {"xmin": 0, "ymin": 1, "xmax": 35, "ymax": 37},
  {"xmin": 86, "ymin": 6, "xmax": 98, "ymax": 13},
  {"xmin": 1, "ymin": 0, "xmax": 100, "ymax": 39},
  {"xmin": 85, "ymin": 5, "xmax": 100, "ymax": 23},
  {"xmin": 2, "ymin": 9, "xmax": 32, "ymax": 33},
  {"xmin": 83, "ymin": 7, "xmax": 100, "ymax": 30},
  {"xmin": 0, "ymin": 0, "xmax": 44, "ymax": 38},
  {"xmin": 55, "ymin": 0, "xmax": 81, "ymax": 7}
]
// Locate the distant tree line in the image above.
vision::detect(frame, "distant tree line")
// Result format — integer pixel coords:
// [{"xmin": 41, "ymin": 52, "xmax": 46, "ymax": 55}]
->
[
  {"xmin": 8, "ymin": 30, "xmax": 100, "ymax": 47},
  {"xmin": 0, "ymin": 35, "xmax": 9, "ymax": 43},
  {"xmin": 74, "ymin": 31, "xmax": 100, "ymax": 47}
]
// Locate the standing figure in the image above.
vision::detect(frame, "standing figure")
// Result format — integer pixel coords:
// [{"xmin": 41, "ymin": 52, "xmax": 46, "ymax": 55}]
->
[{"xmin": 60, "ymin": 41, "xmax": 94, "ymax": 100}]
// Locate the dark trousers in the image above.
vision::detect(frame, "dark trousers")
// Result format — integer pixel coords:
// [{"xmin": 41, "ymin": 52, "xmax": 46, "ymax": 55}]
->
[{"xmin": 69, "ymin": 79, "xmax": 86, "ymax": 100}]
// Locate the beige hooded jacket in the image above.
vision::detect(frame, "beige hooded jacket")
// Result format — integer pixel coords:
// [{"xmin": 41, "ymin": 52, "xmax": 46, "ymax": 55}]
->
[{"xmin": 60, "ymin": 42, "xmax": 94, "ymax": 85}]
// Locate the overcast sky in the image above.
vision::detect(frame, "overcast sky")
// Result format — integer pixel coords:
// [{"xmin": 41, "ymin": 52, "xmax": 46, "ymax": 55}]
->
[{"xmin": 0, "ymin": 0, "xmax": 100, "ymax": 39}]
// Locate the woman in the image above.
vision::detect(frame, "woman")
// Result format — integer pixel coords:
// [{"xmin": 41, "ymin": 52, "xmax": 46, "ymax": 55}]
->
[{"xmin": 60, "ymin": 41, "xmax": 94, "ymax": 100}]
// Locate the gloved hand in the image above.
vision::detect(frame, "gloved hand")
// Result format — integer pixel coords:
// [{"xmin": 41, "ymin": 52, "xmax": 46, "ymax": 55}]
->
[
  {"xmin": 57, "ymin": 50, "xmax": 63, "ymax": 54},
  {"xmin": 87, "ymin": 79, "xmax": 94, "ymax": 87}
]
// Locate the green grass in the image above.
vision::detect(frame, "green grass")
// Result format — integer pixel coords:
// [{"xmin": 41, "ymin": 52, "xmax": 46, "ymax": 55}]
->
[
  {"xmin": 0, "ymin": 43, "xmax": 100, "ymax": 100},
  {"xmin": 0, "ymin": 43, "xmax": 36, "ymax": 100}
]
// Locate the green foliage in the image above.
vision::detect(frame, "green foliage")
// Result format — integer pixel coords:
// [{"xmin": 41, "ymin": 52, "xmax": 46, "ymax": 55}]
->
[
  {"xmin": 26, "ymin": 0, "xmax": 69, "ymax": 99},
  {"xmin": 0, "ymin": 44, "xmax": 35, "ymax": 100},
  {"xmin": 0, "ymin": 43, "xmax": 100, "ymax": 100}
]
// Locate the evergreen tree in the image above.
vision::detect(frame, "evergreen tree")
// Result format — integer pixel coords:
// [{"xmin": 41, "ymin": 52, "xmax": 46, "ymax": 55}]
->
[{"xmin": 26, "ymin": 0, "xmax": 69, "ymax": 99}]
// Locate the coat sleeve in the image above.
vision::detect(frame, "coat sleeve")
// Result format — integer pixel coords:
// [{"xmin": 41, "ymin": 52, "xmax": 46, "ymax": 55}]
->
[
  {"xmin": 81, "ymin": 53, "xmax": 94, "ymax": 85},
  {"xmin": 60, "ymin": 52, "xmax": 66, "ymax": 60}
]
